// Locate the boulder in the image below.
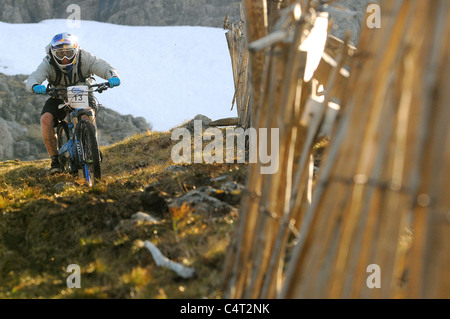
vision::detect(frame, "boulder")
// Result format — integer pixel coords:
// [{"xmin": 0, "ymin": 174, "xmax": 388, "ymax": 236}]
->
[
  {"xmin": 168, "ymin": 187, "xmax": 234, "ymax": 216},
  {"xmin": 185, "ymin": 114, "xmax": 212, "ymax": 133},
  {"xmin": 0, "ymin": 118, "xmax": 14, "ymax": 160}
]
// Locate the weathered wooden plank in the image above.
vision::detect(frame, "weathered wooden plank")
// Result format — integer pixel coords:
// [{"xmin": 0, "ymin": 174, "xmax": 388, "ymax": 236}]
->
[{"xmin": 223, "ymin": 0, "xmax": 449, "ymax": 300}]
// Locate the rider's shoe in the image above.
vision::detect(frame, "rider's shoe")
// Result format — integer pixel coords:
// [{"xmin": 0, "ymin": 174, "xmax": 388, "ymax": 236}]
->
[{"xmin": 50, "ymin": 156, "xmax": 63, "ymax": 175}]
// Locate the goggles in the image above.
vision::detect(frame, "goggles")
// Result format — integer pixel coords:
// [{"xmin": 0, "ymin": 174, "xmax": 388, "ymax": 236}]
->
[{"xmin": 53, "ymin": 48, "xmax": 77, "ymax": 61}]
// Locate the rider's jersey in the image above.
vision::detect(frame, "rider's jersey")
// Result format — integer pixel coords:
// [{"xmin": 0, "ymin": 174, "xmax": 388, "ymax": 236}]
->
[{"xmin": 26, "ymin": 44, "xmax": 120, "ymax": 93}]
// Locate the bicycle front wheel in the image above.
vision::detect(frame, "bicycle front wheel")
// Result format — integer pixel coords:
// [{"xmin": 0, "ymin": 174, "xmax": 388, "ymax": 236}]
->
[
  {"xmin": 56, "ymin": 121, "xmax": 70, "ymax": 172},
  {"xmin": 78, "ymin": 120, "xmax": 101, "ymax": 186}
]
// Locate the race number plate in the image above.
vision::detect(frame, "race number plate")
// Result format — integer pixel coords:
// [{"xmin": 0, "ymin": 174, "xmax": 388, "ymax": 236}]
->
[{"xmin": 67, "ymin": 86, "xmax": 89, "ymax": 109}]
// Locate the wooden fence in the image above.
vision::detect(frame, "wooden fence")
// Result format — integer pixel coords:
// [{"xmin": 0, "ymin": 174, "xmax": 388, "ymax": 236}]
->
[{"xmin": 222, "ymin": 0, "xmax": 449, "ymax": 299}]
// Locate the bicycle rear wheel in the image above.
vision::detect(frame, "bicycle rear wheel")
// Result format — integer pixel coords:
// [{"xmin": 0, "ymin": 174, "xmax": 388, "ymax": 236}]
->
[{"xmin": 78, "ymin": 120, "xmax": 101, "ymax": 186}]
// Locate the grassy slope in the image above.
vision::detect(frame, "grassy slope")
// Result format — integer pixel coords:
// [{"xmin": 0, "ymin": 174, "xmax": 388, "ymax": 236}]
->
[{"xmin": 0, "ymin": 130, "xmax": 247, "ymax": 299}]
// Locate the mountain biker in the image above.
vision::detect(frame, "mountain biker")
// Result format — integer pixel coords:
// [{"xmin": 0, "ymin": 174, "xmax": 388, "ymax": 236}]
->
[{"xmin": 26, "ymin": 32, "xmax": 121, "ymax": 174}]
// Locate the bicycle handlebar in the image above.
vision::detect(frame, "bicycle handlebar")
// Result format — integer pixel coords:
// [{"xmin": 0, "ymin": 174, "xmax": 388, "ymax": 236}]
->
[
  {"xmin": 88, "ymin": 82, "xmax": 111, "ymax": 89},
  {"xmin": 47, "ymin": 82, "xmax": 112, "ymax": 98},
  {"xmin": 89, "ymin": 82, "xmax": 111, "ymax": 93}
]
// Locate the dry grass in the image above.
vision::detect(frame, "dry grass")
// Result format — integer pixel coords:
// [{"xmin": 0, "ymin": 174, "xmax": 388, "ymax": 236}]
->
[{"xmin": 0, "ymin": 130, "xmax": 247, "ymax": 299}]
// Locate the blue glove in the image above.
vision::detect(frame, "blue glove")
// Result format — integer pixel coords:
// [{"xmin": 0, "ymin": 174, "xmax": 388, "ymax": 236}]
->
[
  {"xmin": 108, "ymin": 77, "xmax": 121, "ymax": 88},
  {"xmin": 33, "ymin": 85, "xmax": 46, "ymax": 95}
]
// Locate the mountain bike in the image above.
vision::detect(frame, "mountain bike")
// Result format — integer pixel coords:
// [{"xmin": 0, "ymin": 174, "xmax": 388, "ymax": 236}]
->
[{"xmin": 47, "ymin": 82, "xmax": 112, "ymax": 186}]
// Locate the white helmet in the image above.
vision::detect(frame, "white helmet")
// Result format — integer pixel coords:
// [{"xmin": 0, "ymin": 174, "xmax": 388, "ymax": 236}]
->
[{"xmin": 50, "ymin": 32, "xmax": 80, "ymax": 73}]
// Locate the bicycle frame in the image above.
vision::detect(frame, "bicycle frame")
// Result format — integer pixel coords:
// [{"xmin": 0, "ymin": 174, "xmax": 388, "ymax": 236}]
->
[
  {"xmin": 48, "ymin": 82, "xmax": 111, "ymax": 184},
  {"xmin": 58, "ymin": 107, "xmax": 95, "ymax": 168}
]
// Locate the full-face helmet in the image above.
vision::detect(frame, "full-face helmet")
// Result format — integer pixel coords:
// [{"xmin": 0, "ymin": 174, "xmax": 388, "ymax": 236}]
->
[{"xmin": 50, "ymin": 32, "xmax": 80, "ymax": 73}]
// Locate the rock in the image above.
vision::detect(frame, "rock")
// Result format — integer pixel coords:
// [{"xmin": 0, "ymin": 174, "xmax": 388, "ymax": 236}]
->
[
  {"xmin": 115, "ymin": 212, "xmax": 160, "ymax": 232},
  {"xmin": 220, "ymin": 181, "xmax": 244, "ymax": 193},
  {"xmin": 211, "ymin": 175, "xmax": 228, "ymax": 182},
  {"xmin": 5, "ymin": 120, "xmax": 28, "ymax": 139},
  {"xmin": 96, "ymin": 108, "xmax": 151, "ymax": 146},
  {"xmin": 0, "ymin": 118, "xmax": 14, "ymax": 160},
  {"xmin": 209, "ymin": 117, "xmax": 239, "ymax": 127},
  {"xmin": 212, "ymin": 182, "xmax": 245, "ymax": 206},
  {"xmin": 132, "ymin": 117, "xmax": 151, "ymax": 131},
  {"xmin": 165, "ymin": 165, "xmax": 187, "ymax": 172},
  {"xmin": 14, "ymin": 140, "xmax": 36, "ymax": 159},
  {"xmin": 169, "ymin": 187, "xmax": 234, "ymax": 216},
  {"xmin": 131, "ymin": 212, "xmax": 160, "ymax": 223},
  {"xmin": 140, "ymin": 190, "xmax": 168, "ymax": 214},
  {"xmin": 185, "ymin": 114, "xmax": 212, "ymax": 133}
]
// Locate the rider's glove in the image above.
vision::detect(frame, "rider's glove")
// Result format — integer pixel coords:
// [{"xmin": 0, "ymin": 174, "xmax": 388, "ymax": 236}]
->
[
  {"xmin": 108, "ymin": 77, "xmax": 121, "ymax": 88},
  {"xmin": 33, "ymin": 84, "xmax": 46, "ymax": 95}
]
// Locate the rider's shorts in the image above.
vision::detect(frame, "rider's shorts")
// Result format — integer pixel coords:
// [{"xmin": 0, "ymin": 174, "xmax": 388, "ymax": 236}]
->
[
  {"xmin": 41, "ymin": 98, "xmax": 67, "ymax": 127},
  {"xmin": 41, "ymin": 95, "xmax": 98, "ymax": 127}
]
